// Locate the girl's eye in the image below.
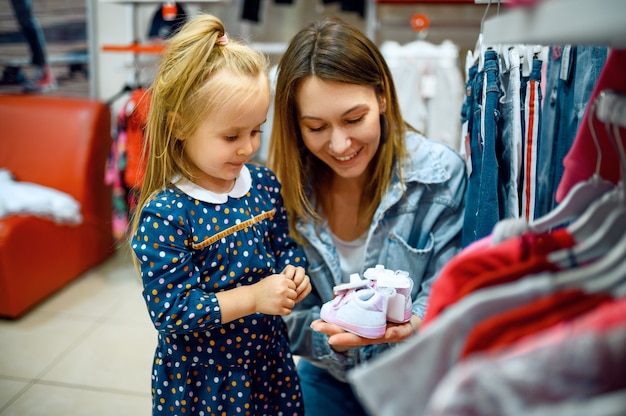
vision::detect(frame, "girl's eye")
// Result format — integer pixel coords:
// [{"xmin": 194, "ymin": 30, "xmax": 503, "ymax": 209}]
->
[
  {"xmin": 225, "ymin": 135, "xmax": 238, "ymax": 141},
  {"xmin": 347, "ymin": 116, "xmax": 364, "ymax": 124}
]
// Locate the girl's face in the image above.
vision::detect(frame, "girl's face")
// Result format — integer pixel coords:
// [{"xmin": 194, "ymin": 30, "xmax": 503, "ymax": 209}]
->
[
  {"xmin": 181, "ymin": 76, "xmax": 270, "ymax": 193},
  {"xmin": 296, "ymin": 77, "xmax": 385, "ymax": 181}
]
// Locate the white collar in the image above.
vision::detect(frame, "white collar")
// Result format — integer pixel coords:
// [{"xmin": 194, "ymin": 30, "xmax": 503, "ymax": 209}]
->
[{"xmin": 173, "ymin": 166, "xmax": 251, "ymax": 203}]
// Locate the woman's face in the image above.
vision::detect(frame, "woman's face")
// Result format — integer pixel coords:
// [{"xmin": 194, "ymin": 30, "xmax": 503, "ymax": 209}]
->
[{"xmin": 296, "ymin": 77, "xmax": 385, "ymax": 181}]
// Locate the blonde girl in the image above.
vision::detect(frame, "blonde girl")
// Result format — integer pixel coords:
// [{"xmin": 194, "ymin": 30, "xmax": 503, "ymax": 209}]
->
[{"xmin": 129, "ymin": 14, "xmax": 310, "ymax": 416}]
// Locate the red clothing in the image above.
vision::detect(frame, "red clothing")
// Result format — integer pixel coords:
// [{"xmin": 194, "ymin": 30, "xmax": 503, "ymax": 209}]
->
[
  {"xmin": 423, "ymin": 228, "xmax": 575, "ymax": 327},
  {"xmin": 460, "ymin": 288, "xmax": 613, "ymax": 359}
]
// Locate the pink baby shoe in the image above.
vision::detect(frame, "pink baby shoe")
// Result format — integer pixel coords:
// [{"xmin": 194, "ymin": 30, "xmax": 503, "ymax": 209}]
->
[
  {"xmin": 320, "ymin": 286, "xmax": 394, "ymax": 339},
  {"xmin": 364, "ymin": 265, "xmax": 414, "ymax": 323}
]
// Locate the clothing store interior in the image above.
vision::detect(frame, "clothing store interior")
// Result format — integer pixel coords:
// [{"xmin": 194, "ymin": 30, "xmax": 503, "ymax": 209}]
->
[{"xmin": 1, "ymin": 0, "xmax": 625, "ymax": 415}]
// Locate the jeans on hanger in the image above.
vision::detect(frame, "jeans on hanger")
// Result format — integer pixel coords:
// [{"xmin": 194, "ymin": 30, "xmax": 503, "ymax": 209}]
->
[
  {"xmin": 520, "ymin": 57, "xmax": 543, "ymax": 221},
  {"xmin": 462, "ymin": 50, "xmax": 502, "ymax": 247},
  {"xmin": 461, "ymin": 63, "xmax": 481, "ymax": 247},
  {"xmin": 534, "ymin": 46, "xmax": 608, "ymax": 219},
  {"xmin": 497, "ymin": 47, "xmax": 522, "ymax": 220}
]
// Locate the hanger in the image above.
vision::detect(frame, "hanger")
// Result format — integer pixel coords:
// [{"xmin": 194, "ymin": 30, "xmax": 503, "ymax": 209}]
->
[
  {"xmin": 528, "ymin": 97, "xmax": 615, "ymax": 233},
  {"xmin": 105, "ymin": 83, "xmax": 138, "ymax": 107},
  {"xmin": 474, "ymin": 0, "xmax": 502, "ymax": 72},
  {"xmin": 552, "ymin": 225, "xmax": 626, "ymax": 297},
  {"xmin": 549, "ymin": 195, "xmax": 626, "ymax": 268}
]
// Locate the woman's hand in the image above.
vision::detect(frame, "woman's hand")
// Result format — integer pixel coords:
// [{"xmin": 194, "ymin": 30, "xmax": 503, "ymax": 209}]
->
[{"xmin": 310, "ymin": 315, "xmax": 421, "ymax": 351}]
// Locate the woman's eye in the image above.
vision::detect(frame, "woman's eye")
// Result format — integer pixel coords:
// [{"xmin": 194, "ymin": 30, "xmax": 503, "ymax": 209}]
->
[
  {"xmin": 347, "ymin": 116, "xmax": 364, "ymax": 124},
  {"xmin": 307, "ymin": 126, "xmax": 325, "ymax": 133}
]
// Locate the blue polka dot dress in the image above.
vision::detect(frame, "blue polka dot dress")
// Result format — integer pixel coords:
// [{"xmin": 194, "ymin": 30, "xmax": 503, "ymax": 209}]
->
[{"xmin": 131, "ymin": 165, "xmax": 306, "ymax": 416}]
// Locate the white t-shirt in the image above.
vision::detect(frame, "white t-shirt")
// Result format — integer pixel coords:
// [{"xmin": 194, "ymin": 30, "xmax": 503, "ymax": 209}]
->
[{"xmin": 330, "ymin": 231, "xmax": 368, "ymax": 282}]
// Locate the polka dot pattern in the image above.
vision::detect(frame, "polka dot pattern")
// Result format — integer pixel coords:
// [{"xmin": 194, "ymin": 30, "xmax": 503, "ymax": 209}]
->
[{"xmin": 132, "ymin": 166, "xmax": 306, "ymax": 415}]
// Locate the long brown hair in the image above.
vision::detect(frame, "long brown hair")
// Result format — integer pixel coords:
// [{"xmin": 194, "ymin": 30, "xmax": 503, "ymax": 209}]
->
[{"xmin": 267, "ymin": 17, "xmax": 409, "ymax": 241}]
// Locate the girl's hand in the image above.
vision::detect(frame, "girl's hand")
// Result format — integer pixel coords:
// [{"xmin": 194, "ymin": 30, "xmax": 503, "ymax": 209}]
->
[
  {"xmin": 310, "ymin": 315, "xmax": 420, "ymax": 351},
  {"xmin": 281, "ymin": 265, "xmax": 311, "ymax": 303},
  {"xmin": 253, "ymin": 274, "xmax": 297, "ymax": 316}
]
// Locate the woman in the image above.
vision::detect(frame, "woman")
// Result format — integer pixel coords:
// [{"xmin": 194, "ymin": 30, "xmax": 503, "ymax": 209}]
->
[{"xmin": 267, "ymin": 17, "xmax": 467, "ymax": 415}]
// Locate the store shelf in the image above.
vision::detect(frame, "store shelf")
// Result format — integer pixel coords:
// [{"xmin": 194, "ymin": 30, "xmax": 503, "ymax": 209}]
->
[{"xmin": 483, "ymin": 0, "xmax": 626, "ymax": 48}]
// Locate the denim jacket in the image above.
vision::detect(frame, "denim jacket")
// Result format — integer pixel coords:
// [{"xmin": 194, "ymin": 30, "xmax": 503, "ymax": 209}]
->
[{"xmin": 283, "ymin": 131, "xmax": 467, "ymax": 382}]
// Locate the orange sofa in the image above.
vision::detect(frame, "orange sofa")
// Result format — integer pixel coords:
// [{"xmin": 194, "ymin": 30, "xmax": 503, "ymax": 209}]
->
[{"xmin": 0, "ymin": 94, "xmax": 115, "ymax": 319}]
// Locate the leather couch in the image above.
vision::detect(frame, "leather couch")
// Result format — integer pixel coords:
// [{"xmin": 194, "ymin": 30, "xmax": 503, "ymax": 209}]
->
[{"xmin": 0, "ymin": 94, "xmax": 115, "ymax": 319}]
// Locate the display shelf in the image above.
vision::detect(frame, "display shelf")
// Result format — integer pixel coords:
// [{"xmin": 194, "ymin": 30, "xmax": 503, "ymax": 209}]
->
[{"xmin": 482, "ymin": 0, "xmax": 626, "ymax": 48}]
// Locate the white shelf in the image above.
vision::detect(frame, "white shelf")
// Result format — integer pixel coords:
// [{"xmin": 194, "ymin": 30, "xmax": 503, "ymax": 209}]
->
[{"xmin": 483, "ymin": 0, "xmax": 626, "ymax": 48}]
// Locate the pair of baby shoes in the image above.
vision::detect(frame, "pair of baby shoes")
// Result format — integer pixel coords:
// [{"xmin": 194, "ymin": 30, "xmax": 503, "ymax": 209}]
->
[{"xmin": 320, "ymin": 265, "xmax": 414, "ymax": 339}]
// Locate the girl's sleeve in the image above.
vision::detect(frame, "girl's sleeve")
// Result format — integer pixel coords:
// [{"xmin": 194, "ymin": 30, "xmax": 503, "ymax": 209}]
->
[{"xmin": 131, "ymin": 195, "xmax": 222, "ymax": 334}]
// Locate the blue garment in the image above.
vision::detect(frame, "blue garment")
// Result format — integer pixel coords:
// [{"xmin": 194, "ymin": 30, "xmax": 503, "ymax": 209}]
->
[
  {"xmin": 298, "ymin": 360, "xmax": 370, "ymax": 416},
  {"xmin": 476, "ymin": 50, "xmax": 503, "ymax": 238},
  {"xmin": 520, "ymin": 56, "xmax": 544, "ymax": 221},
  {"xmin": 283, "ymin": 131, "xmax": 466, "ymax": 413},
  {"xmin": 460, "ymin": 63, "xmax": 480, "ymax": 248},
  {"xmin": 535, "ymin": 45, "xmax": 608, "ymax": 219},
  {"xmin": 462, "ymin": 50, "xmax": 503, "ymax": 247},
  {"xmin": 497, "ymin": 47, "xmax": 522, "ymax": 219},
  {"xmin": 131, "ymin": 165, "xmax": 306, "ymax": 416},
  {"xmin": 9, "ymin": 0, "xmax": 47, "ymax": 66}
]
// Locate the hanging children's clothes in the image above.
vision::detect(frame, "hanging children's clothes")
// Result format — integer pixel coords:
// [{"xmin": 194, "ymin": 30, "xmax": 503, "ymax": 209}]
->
[
  {"xmin": 380, "ymin": 39, "xmax": 464, "ymax": 152},
  {"xmin": 534, "ymin": 45, "xmax": 608, "ymax": 219},
  {"xmin": 557, "ymin": 49, "xmax": 626, "ymax": 201},
  {"xmin": 349, "ymin": 234, "xmax": 626, "ymax": 416},
  {"xmin": 423, "ymin": 298, "xmax": 626, "ymax": 416},
  {"xmin": 105, "ymin": 87, "xmax": 150, "ymax": 240},
  {"xmin": 459, "ymin": 44, "xmax": 608, "ymax": 248},
  {"xmin": 424, "ymin": 227, "xmax": 575, "ymax": 326}
]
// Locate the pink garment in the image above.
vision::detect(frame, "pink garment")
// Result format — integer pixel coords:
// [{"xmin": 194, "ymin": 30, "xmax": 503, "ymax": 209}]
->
[
  {"xmin": 508, "ymin": 296, "xmax": 626, "ymax": 356},
  {"xmin": 556, "ymin": 49, "xmax": 626, "ymax": 202}
]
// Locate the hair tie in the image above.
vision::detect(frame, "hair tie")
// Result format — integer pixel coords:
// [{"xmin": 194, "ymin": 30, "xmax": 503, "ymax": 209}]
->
[{"xmin": 216, "ymin": 34, "xmax": 229, "ymax": 46}]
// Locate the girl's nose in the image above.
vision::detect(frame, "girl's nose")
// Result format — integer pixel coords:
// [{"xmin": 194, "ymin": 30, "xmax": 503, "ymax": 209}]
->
[{"xmin": 237, "ymin": 135, "xmax": 257, "ymax": 156}]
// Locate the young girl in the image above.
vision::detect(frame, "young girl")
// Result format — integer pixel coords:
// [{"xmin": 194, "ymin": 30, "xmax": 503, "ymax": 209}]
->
[{"xmin": 129, "ymin": 14, "xmax": 310, "ymax": 416}]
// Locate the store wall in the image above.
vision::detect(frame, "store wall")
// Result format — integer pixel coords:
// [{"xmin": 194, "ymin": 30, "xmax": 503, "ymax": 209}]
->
[{"xmin": 91, "ymin": 1, "xmax": 493, "ymax": 102}]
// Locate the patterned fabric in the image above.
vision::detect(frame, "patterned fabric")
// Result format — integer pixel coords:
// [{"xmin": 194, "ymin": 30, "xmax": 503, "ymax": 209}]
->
[
  {"xmin": 105, "ymin": 88, "xmax": 149, "ymax": 241},
  {"xmin": 131, "ymin": 165, "xmax": 306, "ymax": 415}
]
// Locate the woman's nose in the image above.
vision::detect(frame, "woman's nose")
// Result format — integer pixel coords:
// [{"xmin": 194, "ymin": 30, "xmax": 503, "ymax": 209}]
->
[{"xmin": 329, "ymin": 129, "xmax": 352, "ymax": 153}]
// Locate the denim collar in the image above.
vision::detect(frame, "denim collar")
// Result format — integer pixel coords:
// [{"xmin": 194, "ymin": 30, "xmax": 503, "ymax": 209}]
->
[{"xmin": 399, "ymin": 131, "xmax": 452, "ymax": 185}]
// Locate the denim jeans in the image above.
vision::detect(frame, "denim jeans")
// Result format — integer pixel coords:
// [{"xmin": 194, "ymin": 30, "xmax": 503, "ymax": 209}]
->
[
  {"xmin": 10, "ymin": 0, "xmax": 47, "ymax": 66},
  {"xmin": 476, "ymin": 50, "xmax": 503, "ymax": 235},
  {"xmin": 461, "ymin": 62, "xmax": 480, "ymax": 247},
  {"xmin": 497, "ymin": 47, "xmax": 522, "ymax": 219},
  {"xmin": 462, "ymin": 49, "xmax": 502, "ymax": 247},
  {"xmin": 520, "ymin": 57, "xmax": 543, "ymax": 221},
  {"xmin": 535, "ymin": 45, "xmax": 608, "ymax": 219},
  {"xmin": 297, "ymin": 359, "xmax": 371, "ymax": 416}
]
